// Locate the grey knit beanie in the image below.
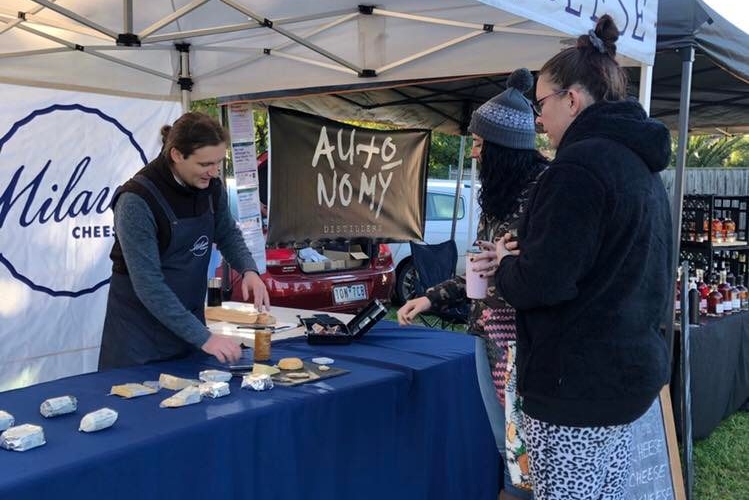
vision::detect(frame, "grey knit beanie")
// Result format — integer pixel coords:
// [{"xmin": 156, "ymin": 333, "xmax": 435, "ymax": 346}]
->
[{"xmin": 468, "ymin": 68, "xmax": 536, "ymax": 150}]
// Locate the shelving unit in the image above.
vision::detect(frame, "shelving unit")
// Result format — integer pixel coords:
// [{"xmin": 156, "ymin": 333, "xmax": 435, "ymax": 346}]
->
[{"xmin": 680, "ymin": 195, "xmax": 749, "ymax": 279}]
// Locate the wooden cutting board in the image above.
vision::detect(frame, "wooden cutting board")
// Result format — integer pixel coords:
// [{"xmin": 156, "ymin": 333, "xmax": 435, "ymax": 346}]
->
[{"xmin": 204, "ymin": 307, "xmax": 275, "ymax": 325}]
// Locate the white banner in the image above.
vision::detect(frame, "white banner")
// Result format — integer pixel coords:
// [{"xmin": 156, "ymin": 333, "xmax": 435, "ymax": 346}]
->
[
  {"xmin": 227, "ymin": 102, "xmax": 266, "ymax": 274},
  {"xmin": 0, "ymin": 83, "xmax": 181, "ymax": 390},
  {"xmin": 478, "ymin": 0, "xmax": 658, "ymax": 65}
]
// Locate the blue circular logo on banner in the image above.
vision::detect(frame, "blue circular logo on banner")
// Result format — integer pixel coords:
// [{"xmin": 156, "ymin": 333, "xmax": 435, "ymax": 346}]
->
[{"xmin": 0, "ymin": 104, "xmax": 148, "ymax": 297}]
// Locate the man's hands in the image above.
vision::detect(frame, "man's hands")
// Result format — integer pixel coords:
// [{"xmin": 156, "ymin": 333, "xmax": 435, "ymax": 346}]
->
[
  {"xmin": 397, "ymin": 296, "xmax": 432, "ymax": 325},
  {"xmin": 241, "ymin": 270, "xmax": 270, "ymax": 311},
  {"xmin": 201, "ymin": 334, "xmax": 242, "ymax": 364}
]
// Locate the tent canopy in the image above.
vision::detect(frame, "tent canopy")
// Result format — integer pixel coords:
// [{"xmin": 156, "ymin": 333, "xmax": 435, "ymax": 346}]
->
[
  {"xmin": 221, "ymin": 0, "xmax": 749, "ymax": 134},
  {"xmin": 0, "ymin": 1, "xmax": 654, "ymax": 102}
]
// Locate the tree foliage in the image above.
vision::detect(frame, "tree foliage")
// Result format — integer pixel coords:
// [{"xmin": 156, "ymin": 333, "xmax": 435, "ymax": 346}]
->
[{"xmin": 670, "ymin": 134, "xmax": 749, "ymax": 168}]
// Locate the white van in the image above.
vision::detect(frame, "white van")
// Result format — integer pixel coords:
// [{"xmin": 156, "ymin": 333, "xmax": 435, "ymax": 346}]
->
[{"xmin": 390, "ymin": 178, "xmax": 481, "ymax": 303}]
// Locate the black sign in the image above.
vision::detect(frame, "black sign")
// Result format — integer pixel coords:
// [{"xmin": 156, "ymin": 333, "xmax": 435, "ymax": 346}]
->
[
  {"xmin": 626, "ymin": 391, "xmax": 684, "ymax": 500},
  {"xmin": 267, "ymin": 107, "xmax": 429, "ymax": 244}
]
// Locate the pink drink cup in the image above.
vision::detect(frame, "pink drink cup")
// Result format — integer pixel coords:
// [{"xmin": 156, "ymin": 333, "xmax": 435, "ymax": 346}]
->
[{"xmin": 465, "ymin": 249, "xmax": 488, "ymax": 299}]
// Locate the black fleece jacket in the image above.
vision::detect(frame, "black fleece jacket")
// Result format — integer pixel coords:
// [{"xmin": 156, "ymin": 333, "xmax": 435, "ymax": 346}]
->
[{"xmin": 495, "ymin": 99, "xmax": 673, "ymax": 427}]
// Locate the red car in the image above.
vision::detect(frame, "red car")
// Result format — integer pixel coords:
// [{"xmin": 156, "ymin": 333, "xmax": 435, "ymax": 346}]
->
[
  {"xmin": 218, "ymin": 153, "xmax": 395, "ymax": 313},
  {"xmin": 219, "ymin": 243, "xmax": 394, "ymax": 313}
]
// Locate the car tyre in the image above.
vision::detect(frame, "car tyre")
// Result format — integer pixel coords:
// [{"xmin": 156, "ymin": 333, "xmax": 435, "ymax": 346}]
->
[{"xmin": 394, "ymin": 259, "xmax": 418, "ymax": 305}]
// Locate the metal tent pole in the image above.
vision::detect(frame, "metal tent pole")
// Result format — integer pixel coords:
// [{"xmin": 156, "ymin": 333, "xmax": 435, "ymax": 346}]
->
[
  {"xmin": 450, "ymin": 135, "xmax": 467, "ymax": 241},
  {"xmin": 176, "ymin": 43, "xmax": 192, "ymax": 111},
  {"xmin": 668, "ymin": 46, "xmax": 696, "ymax": 500}
]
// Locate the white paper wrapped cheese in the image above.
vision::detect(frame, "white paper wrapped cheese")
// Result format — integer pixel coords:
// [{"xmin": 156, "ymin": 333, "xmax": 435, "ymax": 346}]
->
[
  {"xmin": 79, "ymin": 408, "xmax": 119, "ymax": 433},
  {"xmin": 0, "ymin": 411, "xmax": 14, "ymax": 432},
  {"xmin": 0, "ymin": 424, "xmax": 46, "ymax": 451},
  {"xmin": 159, "ymin": 386, "xmax": 202, "ymax": 408},
  {"xmin": 40, "ymin": 395, "xmax": 77, "ymax": 418}
]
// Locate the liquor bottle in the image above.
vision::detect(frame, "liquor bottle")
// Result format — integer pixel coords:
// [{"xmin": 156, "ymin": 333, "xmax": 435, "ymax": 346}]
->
[
  {"xmin": 709, "ymin": 262, "xmax": 720, "ymax": 287},
  {"xmin": 712, "ymin": 215, "xmax": 723, "ymax": 243},
  {"xmin": 723, "ymin": 216, "xmax": 736, "ymax": 243},
  {"xmin": 736, "ymin": 275, "xmax": 749, "ymax": 311},
  {"xmin": 707, "ymin": 286, "xmax": 724, "ymax": 316},
  {"xmin": 718, "ymin": 269, "xmax": 733, "ymax": 314},
  {"xmin": 696, "ymin": 269, "xmax": 709, "ymax": 312},
  {"xmin": 688, "ymin": 280, "xmax": 701, "ymax": 325},
  {"xmin": 700, "ymin": 216, "xmax": 710, "ymax": 242},
  {"xmin": 728, "ymin": 276, "xmax": 741, "ymax": 312}
]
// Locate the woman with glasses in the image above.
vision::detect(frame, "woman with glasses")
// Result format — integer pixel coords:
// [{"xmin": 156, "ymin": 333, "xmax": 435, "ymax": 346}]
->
[
  {"xmin": 398, "ymin": 68, "xmax": 547, "ymax": 500},
  {"xmin": 494, "ymin": 15, "xmax": 673, "ymax": 499}
]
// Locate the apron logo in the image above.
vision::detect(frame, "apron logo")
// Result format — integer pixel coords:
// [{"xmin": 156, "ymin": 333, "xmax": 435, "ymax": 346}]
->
[
  {"xmin": 190, "ymin": 235, "xmax": 209, "ymax": 257},
  {"xmin": 0, "ymin": 104, "xmax": 148, "ymax": 297}
]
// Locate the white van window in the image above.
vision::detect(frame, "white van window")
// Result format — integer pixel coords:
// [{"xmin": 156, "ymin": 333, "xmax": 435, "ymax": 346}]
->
[{"xmin": 426, "ymin": 193, "xmax": 465, "ymax": 220}]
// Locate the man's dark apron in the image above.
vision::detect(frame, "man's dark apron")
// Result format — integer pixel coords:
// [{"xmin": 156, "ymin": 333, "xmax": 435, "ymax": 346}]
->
[{"xmin": 99, "ymin": 176, "xmax": 214, "ymax": 370}]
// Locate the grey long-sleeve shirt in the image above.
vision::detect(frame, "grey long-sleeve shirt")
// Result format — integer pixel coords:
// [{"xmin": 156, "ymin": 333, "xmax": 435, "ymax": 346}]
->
[{"xmin": 114, "ymin": 186, "xmax": 257, "ymax": 347}]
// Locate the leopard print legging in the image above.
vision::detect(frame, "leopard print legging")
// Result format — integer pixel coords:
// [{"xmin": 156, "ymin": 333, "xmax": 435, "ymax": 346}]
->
[{"xmin": 524, "ymin": 414, "xmax": 633, "ymax": 500}]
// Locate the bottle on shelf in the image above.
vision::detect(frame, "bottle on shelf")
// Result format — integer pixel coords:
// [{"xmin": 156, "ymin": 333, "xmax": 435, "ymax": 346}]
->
[
  {"xmin": 723, "ymin": 215, "xmax": 736, "ymax": 243},
  {"xmin": 699, "ymin": 216, "xmax": 710, "ymax": 242},
  {"xmin": 736, "ymin": 275, "xmax": 749, "ymax": 311},
  {"xmin": 712, "ymin": 214, "xmax": 723, "ymax": 243},
  {"xmin": 688, "ymin": 279, "xmax": 701, "ymax": 325},
  {"xmin": 718, "ymin": 269, "xmax": 733, "ymax": 314},
  {"xmin": 707, "ymin": 285, "xmax": 725, "ymax": 317},
  {"xmin": 696, "ymin": 269, "xmax": 709, "ymax": 312},
  {"xmin": 728, "ymin": 276, "xmax": 741, "ymax": 312}
]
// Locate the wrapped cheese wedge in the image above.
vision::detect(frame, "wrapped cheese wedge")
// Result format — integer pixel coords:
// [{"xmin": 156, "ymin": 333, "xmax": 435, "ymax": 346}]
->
[
  {"xmin": 110, "ymin": 383, "xmax": 159, "ymax": 398},
  {"xmin": 0, "ymin": 411, "xmax": 14, "ymax": 432},
  {"xmin": 199, "ymin": 369, "xmax": 232, "ymax": 383},
  {"xmin": 0, "ymin": 424, "xmax": 46, "ymax": 451},
  {"xmin": 40, "ymin": 395, "xmax": 77, "ymax": 418},
  {"xmin": 159, "ymin": 373, "xmax": 200, "ymax": 391},
  {"xmin": 242, "ymin": 374, "xmax": 273, "ymax": 391},
  {"xmin": 199, "ymin": 381, "xmax": 230, "ymax": 399},
  {"xmin": 79, "ymin": 408, "xmax": 118, "ymax": 433},
  {"xmin": 160, "ymin": 386, "xmax": 202, "ymax": 408}
]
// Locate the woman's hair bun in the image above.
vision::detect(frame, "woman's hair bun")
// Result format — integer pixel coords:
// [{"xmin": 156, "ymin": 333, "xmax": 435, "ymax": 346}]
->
[
  {"xmin": 506, "ymin": 67, "xmax": 533, "ymax": 95},
  {"xmin": 595, "ymin": 14, "xmax": 619, "ymax": 48}
]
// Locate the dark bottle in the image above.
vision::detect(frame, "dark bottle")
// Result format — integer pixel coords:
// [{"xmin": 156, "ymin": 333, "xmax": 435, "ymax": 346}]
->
[{"xmin": 688, "ymin": 281, "xmax": 701, "ymax": 325}]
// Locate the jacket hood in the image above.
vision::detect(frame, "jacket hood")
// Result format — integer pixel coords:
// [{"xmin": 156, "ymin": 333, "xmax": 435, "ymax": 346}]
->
[{"xmin": 558, "ymin": 99, "xmax": 672, "ymax": 173}]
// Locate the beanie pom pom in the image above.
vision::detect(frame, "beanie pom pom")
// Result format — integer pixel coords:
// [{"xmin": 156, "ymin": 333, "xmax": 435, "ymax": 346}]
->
[{"xmin": 506, "ymin": 68, "xmax": 533, "ymax": 95}]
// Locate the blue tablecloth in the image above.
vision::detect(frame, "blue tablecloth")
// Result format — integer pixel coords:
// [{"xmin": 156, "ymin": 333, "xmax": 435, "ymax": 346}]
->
[{"xmin": 0, "ymin": 322, "xmax": 499, "ymax": 500}]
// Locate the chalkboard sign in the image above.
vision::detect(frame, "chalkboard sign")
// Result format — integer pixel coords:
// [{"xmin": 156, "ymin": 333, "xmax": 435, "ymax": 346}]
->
[{"xmin": 627, "ymin": 386, "xmax": 686, "ymax": 500}]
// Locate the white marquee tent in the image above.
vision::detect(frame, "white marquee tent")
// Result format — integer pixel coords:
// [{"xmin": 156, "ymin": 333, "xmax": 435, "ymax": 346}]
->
[{"xmin": 0, "ymin": 0, "xmax": 658, "ymax": 107}]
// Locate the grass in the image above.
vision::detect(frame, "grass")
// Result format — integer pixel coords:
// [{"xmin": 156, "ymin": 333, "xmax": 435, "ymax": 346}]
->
[
  {"xmin": 384, "ymin": 306, "xmax": 749, "ymax": 498},
  {"xmin": 693, "ymin": 410, "xmax": 749, "ymax": 499}
]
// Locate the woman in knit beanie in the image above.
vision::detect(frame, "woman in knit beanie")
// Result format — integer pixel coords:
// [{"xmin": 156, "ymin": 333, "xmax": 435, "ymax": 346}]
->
[{"xmin": 398, "ymin": 68, "xmax": 547, "ymax": 500}]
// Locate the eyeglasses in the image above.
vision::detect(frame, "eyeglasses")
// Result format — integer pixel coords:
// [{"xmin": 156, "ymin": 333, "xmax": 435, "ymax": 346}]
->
[{"xmin": 532, "ymin": 89, "xmax": 569, "ymax": 116}]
